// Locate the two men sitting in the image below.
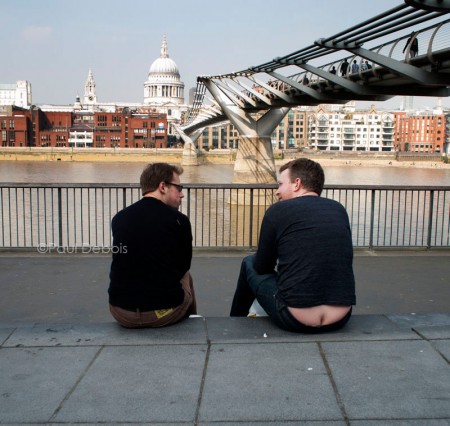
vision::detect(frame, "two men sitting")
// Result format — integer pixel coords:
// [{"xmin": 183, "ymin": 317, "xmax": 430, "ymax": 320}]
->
[{"xmin": 108, "ymin": 159, "xmax": 355, "ymax": 333}]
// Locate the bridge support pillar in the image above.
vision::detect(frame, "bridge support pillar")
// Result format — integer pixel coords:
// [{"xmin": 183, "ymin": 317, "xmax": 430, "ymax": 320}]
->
[
  {"xmin": 176, "ymin": 126, "xmax": 203, "ymax": 166},
  {"xmin": 201, "ymin": 79, "xmax": 290, "ymax": 184}
]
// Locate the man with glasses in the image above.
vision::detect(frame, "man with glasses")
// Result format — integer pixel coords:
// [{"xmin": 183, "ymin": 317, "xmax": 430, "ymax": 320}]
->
[
  {"xmin": 230, "ymin": 158, "xmax": 355, "ymax": 333},
  {"xmin": 109, "ymin": 162, "xmax": 197, "ymax": 327}
]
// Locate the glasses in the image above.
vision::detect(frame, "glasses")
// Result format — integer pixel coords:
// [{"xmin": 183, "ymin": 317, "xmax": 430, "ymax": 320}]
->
[{"xmin": 164, "ymin": 181, "xmax": 184, "ymax": 192}]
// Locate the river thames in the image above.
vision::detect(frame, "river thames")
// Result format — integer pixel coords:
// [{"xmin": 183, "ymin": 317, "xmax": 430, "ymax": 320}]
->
[
  {"xmin": 1, "ymin": 161, "xmax": 450, "ymax": 186},
  {"xmin": 0, "ymin": 160, "xmax": 449, "ymax": 249}
]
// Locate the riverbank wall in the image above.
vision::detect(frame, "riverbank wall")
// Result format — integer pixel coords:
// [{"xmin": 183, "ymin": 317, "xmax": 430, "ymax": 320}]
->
[
  {"xmin": 0, "ymin": 147, "xmax": 235, "ymax": 164},
  {"xmin": 0, "ymin": 147, "xmax": 448, "ymax": 169}
]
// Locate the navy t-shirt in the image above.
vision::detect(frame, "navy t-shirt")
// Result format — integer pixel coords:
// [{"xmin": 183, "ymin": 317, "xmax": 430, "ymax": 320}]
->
[{"xmin": 254, "ymin": 196, "xmax": 356, "ymax": 308}]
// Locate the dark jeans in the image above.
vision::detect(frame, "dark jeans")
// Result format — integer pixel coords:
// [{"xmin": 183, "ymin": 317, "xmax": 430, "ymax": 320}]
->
[{"xmin": 230, "ymin": 255, "xmax": 352, "ymax": 333}]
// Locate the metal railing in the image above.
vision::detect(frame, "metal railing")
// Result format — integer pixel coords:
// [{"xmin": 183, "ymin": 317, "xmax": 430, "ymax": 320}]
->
[{"xmin": 0, "ymin": 183, "xmax": 449, "ymax": 250}]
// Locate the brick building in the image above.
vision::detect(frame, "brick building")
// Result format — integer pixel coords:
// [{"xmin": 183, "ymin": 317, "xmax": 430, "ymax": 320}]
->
[
  {"xmin": 394, "ymin": 112, "xmax": 446, "ymax": 153},
  {"xmin": 0, "ymin": 106, "xmax": 168, "ymax": 148},
  {"xmin": 0, "ymin": 106, "xmax": 33, "ymax": 147}
]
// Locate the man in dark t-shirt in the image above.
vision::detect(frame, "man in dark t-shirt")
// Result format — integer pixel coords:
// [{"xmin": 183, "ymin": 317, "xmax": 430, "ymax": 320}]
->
[
  {"xmin": 230, "ymin": 158, "xmax": 355, "ymax": 333},
  {"xmin": 109, "ymin": 162, "xmax": 196, "ymax": 328}
]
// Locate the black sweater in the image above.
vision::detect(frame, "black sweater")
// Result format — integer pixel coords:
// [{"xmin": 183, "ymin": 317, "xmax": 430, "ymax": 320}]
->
[
  {"xmin": 254, "ymin": 196, "xmax": 356, "ymax": 308},
  {"xmin": 109, "ymin": 197, "xmax": 192, "ymax": 311}
]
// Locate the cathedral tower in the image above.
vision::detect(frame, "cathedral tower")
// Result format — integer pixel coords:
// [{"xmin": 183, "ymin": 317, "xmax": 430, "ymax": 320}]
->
[
  {"xmin": 84, "ymin": 69, "xmax": 97, "ymax": 105},
  {"xmin": 144, "ymin": 35, "xmax": 185, "ymax": 105}
]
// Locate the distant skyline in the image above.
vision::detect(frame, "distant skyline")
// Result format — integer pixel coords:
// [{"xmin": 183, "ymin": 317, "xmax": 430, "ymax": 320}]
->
[{"xmin": 1, "ymin": 0, "xmax": 447, "ymax": 111}]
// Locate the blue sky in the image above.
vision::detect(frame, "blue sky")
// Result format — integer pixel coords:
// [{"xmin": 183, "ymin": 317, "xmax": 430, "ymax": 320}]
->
[{"xmin": 1, "ymin": 0, "xmax": 446, "ymax": 110}]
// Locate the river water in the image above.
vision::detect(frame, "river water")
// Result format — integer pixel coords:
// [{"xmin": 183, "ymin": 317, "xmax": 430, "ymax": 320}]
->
[
  {"xmin": 0, "ymin": 160, "xmax": 448, "ymax": 248},
  {"xmin": 0, "ymin": 161, "xmax": 449, "ymax": 185}
]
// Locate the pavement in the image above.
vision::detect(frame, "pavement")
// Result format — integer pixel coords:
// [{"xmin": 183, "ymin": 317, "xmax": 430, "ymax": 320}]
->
[{"xmin": 0, "ymin": 249, "xmax": 449, "ymax": 425}]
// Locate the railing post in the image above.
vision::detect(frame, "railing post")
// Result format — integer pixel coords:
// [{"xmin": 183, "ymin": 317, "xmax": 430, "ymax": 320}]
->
[
  {"xmin": 426, "ymin": 190, "xmax": 435, "ymax": 249},
  {"xmin": 186, "ymin": 188, "xmax": 191, "ymax": 219},
  {"xmin": 248, "ymin": 188, "xmax": 254, "ymax": 249},
  {"xmin": 369, "ymin": 189, "xmax": 376, "ymax": 250},
  {"xmin": 122, "ymin": 188, "xmax": 127, "ymax": 210},
  {"xmin": 57, "ymin": 187, "xmax": 63, "ymax": 247}
]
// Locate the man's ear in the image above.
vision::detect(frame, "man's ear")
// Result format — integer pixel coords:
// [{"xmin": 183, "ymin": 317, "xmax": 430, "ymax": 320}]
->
[
  {"xmin": 158, "ymin": 181, "xmax": 167, "ymax": 194},
  {"xmin": 294, "ymin": 177, "xmax": 302, "ymax": 191}
]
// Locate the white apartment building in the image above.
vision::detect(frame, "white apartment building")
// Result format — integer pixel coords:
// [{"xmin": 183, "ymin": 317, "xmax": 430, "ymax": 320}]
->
[
  {"xmin": 308, "ymin": 105, "xmax": 395, "ymax": 151},
  {"xmin": 0, "ymin": 80, "xmax": 32, "ymax": 108}
]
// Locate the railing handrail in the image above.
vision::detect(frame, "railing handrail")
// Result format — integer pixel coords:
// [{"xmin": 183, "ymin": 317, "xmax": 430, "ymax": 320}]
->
[
  {"xmin": 1, "ymin": 183, "xmax": 449, "ymax": 249},
  {"xmin": 1, "ymin": 183, "xmax": 450, "ymax": 191}
]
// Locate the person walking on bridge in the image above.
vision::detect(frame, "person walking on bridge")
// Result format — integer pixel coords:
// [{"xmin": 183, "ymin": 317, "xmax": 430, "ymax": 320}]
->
[
  {"xmin": 403, "ymin": 32, "xmax": 419, "ymax": 58},
  {"xmin": 230, "ymin": 159, "xmax": 356, "ymax": 333},
  {"xmin": 340, "ymin": 58, "xmax": 349, "ymax": 76}
]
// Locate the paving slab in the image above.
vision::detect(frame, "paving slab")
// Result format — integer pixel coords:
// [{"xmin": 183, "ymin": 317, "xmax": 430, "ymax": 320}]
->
[
  {"xmin": 0, "ymin": 424, "xmax": 186, "ymax": 426},
  {"xmin": 53, "ymin": 345, "xmax": 206, "ymax": 423},
  {"xmin": 431, "ymin": 339, "xmax": 450, "ymax": 363},
  {"xmin": 200, "ymin": 422, "xmax": 346, "ymax": 426},
  {"xmin": 3, "ymin": 318, "xmax": 207, "ymax": 347},
  {"xmin": 0, "ymin": 346, "xmax": 99, "ymax": 423},
  {"xmin": 205, "ymin": 315, "xmax": 419, "ymax": 343},
  {"xmin": 414, "ymin": 325, "xmax": 450, "ymax": 339},
  {"xmin": 387, "ymin": 312, "xmax": 450, "ymax": 328},
  {"xmin": 322, "ymin": 340, "xmax": 450, "ymax": 420},
  {"xmin": 0, "ymin": 327, "xmax": 14, "ymax": 345},
  {"xmin": 351, "ymin": 421, "xmax": 450, "ymax": 425},
  {"xmin": 198, "ymin": 342, "xmax": 343, "ymax": 422}
]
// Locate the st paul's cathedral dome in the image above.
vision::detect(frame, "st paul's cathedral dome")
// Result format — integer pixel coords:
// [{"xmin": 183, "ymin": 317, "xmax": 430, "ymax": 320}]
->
[{"xmin": 144, "ymin": 35, "xmax": 184, "ymax": 105}]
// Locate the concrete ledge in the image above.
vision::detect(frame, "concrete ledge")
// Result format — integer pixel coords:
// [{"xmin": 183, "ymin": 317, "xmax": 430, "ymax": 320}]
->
[
  {"xmin": 2, "ymin": 314, "xmax": 450, "ymax": 348},
  {"xmin": 0, "ymin": 314, "xmax": 449, "ymax": 424}
]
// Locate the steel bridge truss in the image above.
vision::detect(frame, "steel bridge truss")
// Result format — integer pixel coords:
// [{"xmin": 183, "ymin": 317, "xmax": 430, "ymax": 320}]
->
[{"xmin": 182, "ymin": 0, "xmax": 450, "ymax": 133}]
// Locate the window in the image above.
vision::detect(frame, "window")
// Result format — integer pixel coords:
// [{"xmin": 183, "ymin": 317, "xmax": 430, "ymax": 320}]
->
[{"xmin": 111, "ymin": 136, "xmax": 121, "ymax": 148}]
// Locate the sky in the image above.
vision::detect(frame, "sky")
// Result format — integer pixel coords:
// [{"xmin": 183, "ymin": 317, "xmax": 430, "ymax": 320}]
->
[{"xmin": 1, "ymin": 0, "xmax": 447, "ymax": 111}]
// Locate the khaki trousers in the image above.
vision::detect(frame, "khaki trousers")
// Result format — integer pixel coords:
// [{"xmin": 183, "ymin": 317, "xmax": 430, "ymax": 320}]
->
[{"xmin": 109, "ymin": 272, "xmax": 197, "ymax": 328}]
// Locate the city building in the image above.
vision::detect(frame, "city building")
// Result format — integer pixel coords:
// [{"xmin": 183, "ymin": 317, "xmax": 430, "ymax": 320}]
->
[
  {"xmin": 445, "ymin": 113, "xmax": 450, "ymax": 154},
  {"xmin": 0, "ymin": 81, "xmax": 32, "ymax": 108},
  {"xmin": 84, "ymin": 69, "xmax": 97, "ymax": 106},
  {"xmin": 0, "ymin": 105, "xmax": 31, "ymax": 147},
  {"xmin": 143, "ymin": 35, "xmax": 188, "ymax": 140},
  {"xmin": 197, "ymin": 107, "xmax": 308, "ymax": 151},
  {"xmin": 0, "ymin": 105, "xmax": 167, "ymax": 148},
  {"xmin": 198, "ymin": 124, "xmax": 239, "ymax": 149},
  {"xmin": 394, "ymin": 111, "xmax": 446, "ymax": 153},
  {"xmin": 272, "ymin": 108, "xmax": 308, "ymax": 149},
  {"xmin": 308, "ymin": 104, "xmax": 395, "ymax": 151},
  {"xmin": 3, "ymin": 40, "xmax": 450, "ymax": 155}
]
